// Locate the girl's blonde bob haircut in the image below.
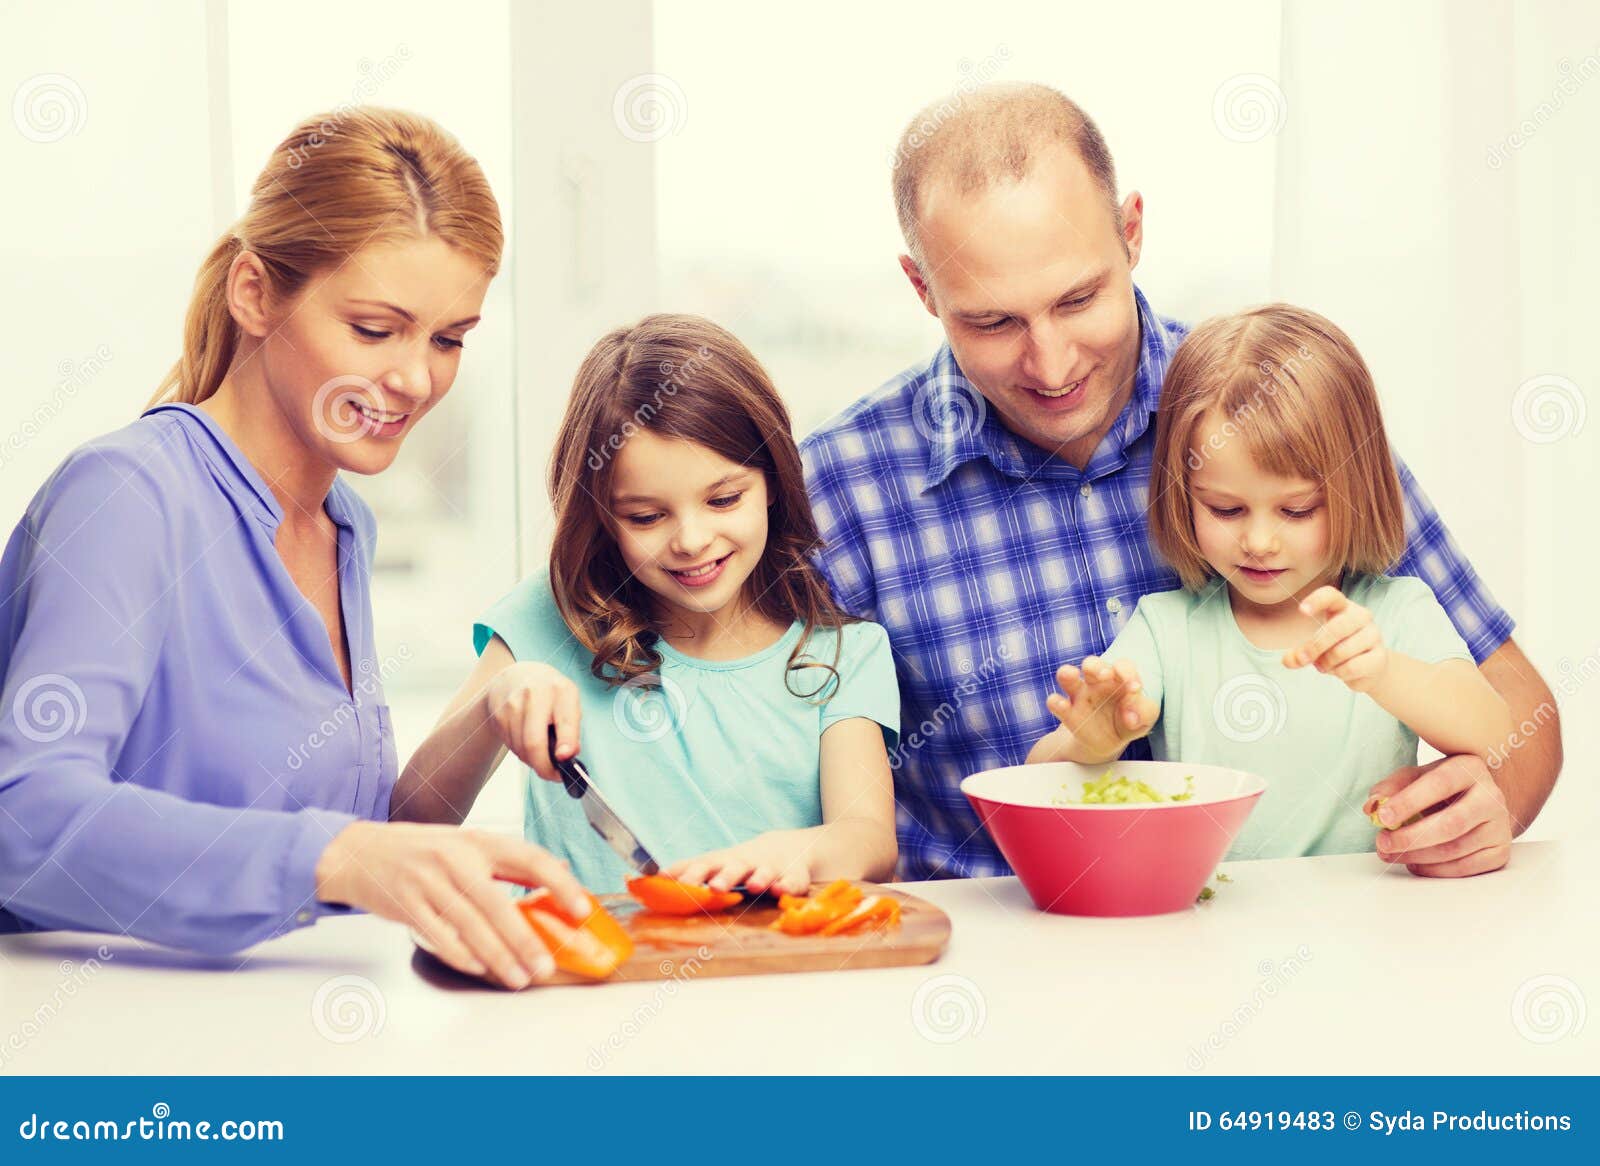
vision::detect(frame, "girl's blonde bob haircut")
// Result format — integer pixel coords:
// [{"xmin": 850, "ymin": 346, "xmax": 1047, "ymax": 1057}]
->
[{"xmin": 1148, "ymin": 303, "xmax": 1406, "ymax": 591}]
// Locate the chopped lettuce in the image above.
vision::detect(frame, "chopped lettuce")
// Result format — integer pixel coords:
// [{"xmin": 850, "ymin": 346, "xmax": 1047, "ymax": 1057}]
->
[{"xmin": 1056, "ymin": 769, "xmax": 1197, "ymax": 805}]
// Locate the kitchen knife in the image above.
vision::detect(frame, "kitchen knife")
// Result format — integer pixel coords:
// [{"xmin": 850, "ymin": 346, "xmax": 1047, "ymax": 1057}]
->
[{"xmin": 547, "ymin": 726, "xmax": 660, "ymax": 876}]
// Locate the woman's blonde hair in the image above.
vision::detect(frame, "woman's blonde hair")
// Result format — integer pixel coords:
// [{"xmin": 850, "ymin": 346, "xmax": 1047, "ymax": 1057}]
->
[
  {"xmin": 1148, "ymin": 303, "xmax": 1406, "ymax": 590},
  {"xmin": 149, "ymin": 107, "xmax": 503, "ymax": 408}
]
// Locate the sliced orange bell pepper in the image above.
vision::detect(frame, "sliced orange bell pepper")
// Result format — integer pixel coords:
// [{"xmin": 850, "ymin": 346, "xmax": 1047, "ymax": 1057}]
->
[
  {"xmin": 626, "ymin": 875, "xmax": 743, "ymax": 915},
  {"xmin": 818, "ymin": 894, "xmax": 902, "ymax": 936},
  {"xmin": 770, "ymin": 879, "xmax": 865, "ymax": 935},
  {"xmin": 517, "ymin": 890, "xmax": 633, "ymax": 980}
]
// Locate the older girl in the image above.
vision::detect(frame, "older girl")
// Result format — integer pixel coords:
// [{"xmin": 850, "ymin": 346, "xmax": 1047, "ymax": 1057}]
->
[{"xmin": 395, "ymin": 315, "xmax": 900, "ymax": 895}]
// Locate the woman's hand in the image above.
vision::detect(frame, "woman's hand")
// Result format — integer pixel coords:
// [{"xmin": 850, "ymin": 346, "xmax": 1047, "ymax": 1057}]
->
[
  {"xmin": 1283, "ymin": 586, "xmax": 1388, "ymax": 692},
  {"xmin": 483, "ymin": 661, "xmax": 581, "ymax": 780},
  {"xmin": 1044, "ymin": 656, "xmax": 1158, "ymax": 761},
  {"xmin": 666, "ymin": 829, "xmax": 817, "ymax": 898},
  {"xmin": 314, "ymin": 820, "xmax": 590, "ymax": 989}
]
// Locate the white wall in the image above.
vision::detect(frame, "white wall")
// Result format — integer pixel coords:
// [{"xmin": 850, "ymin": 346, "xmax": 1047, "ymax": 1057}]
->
[
  {"xmin": 4, "ymin": 0, "xmax": 1594, "ymax": 842},
  {"xmin": 1271, "ymin": 0, "xmax": 1599, "ymax": 840}
]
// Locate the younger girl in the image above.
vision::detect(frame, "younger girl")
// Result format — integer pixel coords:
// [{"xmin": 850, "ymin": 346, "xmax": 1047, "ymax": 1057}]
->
[
  {"xmin": 1027, "ymin": 304, "xmax": 1513, "ymax": 860},
  {"xmin": 395, "ymin": 315, "xmax": 900, "ymax": 894}
]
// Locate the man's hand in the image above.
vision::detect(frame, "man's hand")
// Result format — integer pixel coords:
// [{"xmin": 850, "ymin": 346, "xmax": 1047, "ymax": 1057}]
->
[{"xmin": 1365, "ymin": 754, "xmax": 1513, "ymax": 877}]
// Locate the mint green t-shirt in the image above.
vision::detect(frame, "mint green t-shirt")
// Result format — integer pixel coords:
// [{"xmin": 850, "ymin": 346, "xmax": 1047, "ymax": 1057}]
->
[
  {"xmin": 1104, "ymin": 573, "xmax": 1473, "ymax": 860},
  {"xmin": 474, "ymin": 570, "xmax": 901, "ymax": 892}
]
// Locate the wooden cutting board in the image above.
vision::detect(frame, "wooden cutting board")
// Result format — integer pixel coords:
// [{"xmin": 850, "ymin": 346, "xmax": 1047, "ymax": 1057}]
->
[{"xmin": 415, "ymin": 881, "xmax": 951, "ymax": 988}]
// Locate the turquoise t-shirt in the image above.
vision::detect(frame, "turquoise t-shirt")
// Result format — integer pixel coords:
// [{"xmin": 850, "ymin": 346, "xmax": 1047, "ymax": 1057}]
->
[
  {"xmin": 474, "ymin": 570, "xmax": 901, "ymax": 892},
  {"xmin": 1104, "ymin": 573, "xmax": 1474, "ymax": 860}
]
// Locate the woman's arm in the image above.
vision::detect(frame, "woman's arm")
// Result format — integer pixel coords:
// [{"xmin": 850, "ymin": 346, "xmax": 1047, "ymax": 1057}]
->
[
  {"xmin": 1367, "ymin": 654, "xmax": 1515, "ymax": 760},
  {"xmin": 666, "ymin": 716, "xmax": 899, "ymax": 894},
  {"xmin": 0, "ymin": 449, "xmax": 362, "ymax": 954}
]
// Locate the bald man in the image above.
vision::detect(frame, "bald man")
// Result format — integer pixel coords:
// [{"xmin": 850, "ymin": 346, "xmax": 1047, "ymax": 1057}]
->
[{"xmin": 800, "ymin": 83, "xmax": 1559, "ymax": 882}]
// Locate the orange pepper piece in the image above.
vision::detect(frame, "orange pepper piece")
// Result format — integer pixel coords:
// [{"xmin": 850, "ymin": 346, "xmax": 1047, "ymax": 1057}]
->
[
  {"xmin": 818, "ymin": 894, "xmax": 902, "ymax": 936},
  {"xmin": 517, "ymin": 890, "xmax": 633, "ymax": 980},
  {"xmin": 770, "ymin": 879, "xmax": 864, "ymax": 935},
  {"xmin": 626, "ymin": 875, "xmax": 743, "ymax": 915}
]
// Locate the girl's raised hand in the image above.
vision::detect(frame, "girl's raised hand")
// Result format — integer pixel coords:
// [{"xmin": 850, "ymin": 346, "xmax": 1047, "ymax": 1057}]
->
[
  {"xmin": 1283, "ymin": 586, "xmax": 1388, "ymax": 693},
  {"xmin": 483, "ymin": 661, "xmax": 581, "ymax": 781},
  {"xmin": 1046, "ymin": 656, "xmax": 1158, "ymax": 760}
]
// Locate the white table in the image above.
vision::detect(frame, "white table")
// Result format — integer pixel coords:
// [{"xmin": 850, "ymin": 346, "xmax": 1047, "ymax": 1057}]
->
[{"xmin": 1, "ymin": 840, "xmax": 1592, "ymax": 1075}]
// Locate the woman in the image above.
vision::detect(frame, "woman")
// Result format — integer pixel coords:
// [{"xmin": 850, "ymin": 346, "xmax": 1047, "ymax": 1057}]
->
[{"xmin": 0, "ymin": 108, "xmax": 584, "ymax": 990}]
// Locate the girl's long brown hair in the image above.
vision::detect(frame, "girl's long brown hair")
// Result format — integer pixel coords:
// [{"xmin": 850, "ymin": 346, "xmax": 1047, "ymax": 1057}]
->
[
  {"xmin": 548, "ymin": 314, "xmax": 857, "ymax": 697},
  {"xmin": 149, "ymin": 107, "xmax": 503, "ymax": 408}
]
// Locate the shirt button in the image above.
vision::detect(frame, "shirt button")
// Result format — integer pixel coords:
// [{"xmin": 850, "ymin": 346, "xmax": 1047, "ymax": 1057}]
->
[
  {"xmin": 1079, "ymin": 483, "xmax": 1093, "ymax": 498},
  {"xmin": 1106, "ymin": 597, "xmax": 1123, "ymax": 615},
  {"xmin": 296, "ymin": 910, "xmax": 313, "ymax": 924}
]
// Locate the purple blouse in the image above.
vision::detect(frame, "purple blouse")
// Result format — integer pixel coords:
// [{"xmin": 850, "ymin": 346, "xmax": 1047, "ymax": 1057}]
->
[{"xmin": 0, "ymin": 403, "xmax": 397, "ymax": 953}]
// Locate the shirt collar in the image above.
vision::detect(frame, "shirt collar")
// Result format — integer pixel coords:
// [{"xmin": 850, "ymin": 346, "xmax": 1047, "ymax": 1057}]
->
[
  {"xmin": 920, "ymin": 284, "xmax": 1173, "ymax": 493},
  {"xmin": 142, "ymin": 402, "xmax": 355, "ymax": 534}
]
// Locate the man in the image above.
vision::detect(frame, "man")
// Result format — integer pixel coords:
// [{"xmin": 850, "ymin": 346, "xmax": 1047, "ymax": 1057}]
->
[{"xmin": 799, "ymin": 83, "xmax": 1559, "ymax": 881}]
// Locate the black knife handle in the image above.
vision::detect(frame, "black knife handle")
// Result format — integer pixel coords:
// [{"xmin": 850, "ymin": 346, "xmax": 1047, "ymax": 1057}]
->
[{"xmin": 547, "ymin": 725, "xmax": 589, "ymax": 800}]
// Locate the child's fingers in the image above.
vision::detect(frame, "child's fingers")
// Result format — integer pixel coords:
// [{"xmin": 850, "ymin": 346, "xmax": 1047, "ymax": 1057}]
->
[
  {"xmin": 1056, "ymin": 663, "xmax": 1084, "ymax": 698},
  {"xmin": 550, "ymin": 684, "xmax": 582, "ymax": 760},
  {"xmin": 1319, "ymin": 625, "xmax": 1381, "ymax": 675},
  {"xmin": 514, "ymin": 691, "xmax": 558, "ymax": 779},
  {"xmin": 1299, "ymin": 585, "xmax": 1347, "ymax": 619},
  {"xmin": 772, "ymin": 867, "xmax": 811, "ymax": 897},
  {"xmin": 708, "ymin": 858, "xmax": 756, "ymax": 893},
  {"xmin": 1111, "ymin": 658, "xmax": 1142, "ymax": 689},
  {"xmin": 671, "ymin": 857, "xmax": 719, "ymax": 887},
  {"xmin": 1284, "ymin": 605, "xmax": 1367, "ymax": 668},
  {"xmin": 743, "ymin": 866, "xmax": 779, "ymax": 894},
  {"xmin": 1119, "ymin": 690, "xmax": 1158, "ymax": 733}
]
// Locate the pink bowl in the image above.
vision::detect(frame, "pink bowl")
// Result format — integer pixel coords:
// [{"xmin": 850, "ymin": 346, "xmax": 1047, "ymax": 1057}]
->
[{"xmin": 962, "ymin": 762, "xmax": 1266, "ymax": 916}]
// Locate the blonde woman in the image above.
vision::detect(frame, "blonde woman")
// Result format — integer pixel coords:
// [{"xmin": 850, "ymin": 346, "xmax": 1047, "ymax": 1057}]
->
[
  {"xmin": 0, "ymin": 108, "xmax": 585, "ymax": 988},
  {"xmin": 1028, "ymin": 305, "xmax": 1516, "ymax": 865}
]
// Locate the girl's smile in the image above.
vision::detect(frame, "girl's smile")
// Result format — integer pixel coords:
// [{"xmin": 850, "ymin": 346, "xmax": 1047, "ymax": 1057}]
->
[{"xmin": 608, "ymin": 430, "xmax": 773, "ymax": 644}]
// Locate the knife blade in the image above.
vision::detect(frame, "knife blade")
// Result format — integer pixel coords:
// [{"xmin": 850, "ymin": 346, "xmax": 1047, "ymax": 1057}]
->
[{"xmin": 546, "ymin": 726, "xmax": 660, "ymax": 876}]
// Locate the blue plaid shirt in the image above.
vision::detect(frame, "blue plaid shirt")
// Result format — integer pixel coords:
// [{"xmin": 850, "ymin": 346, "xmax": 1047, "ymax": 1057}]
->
[{"xmin": 799, "ymin": 286, "xmax": 1516, "ymax": 881}]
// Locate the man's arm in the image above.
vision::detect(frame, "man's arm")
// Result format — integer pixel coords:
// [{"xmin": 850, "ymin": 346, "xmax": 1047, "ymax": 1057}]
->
[{"xmin": 1479, "ymin": 636, "xmax": 1563, "ymax": 835}]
